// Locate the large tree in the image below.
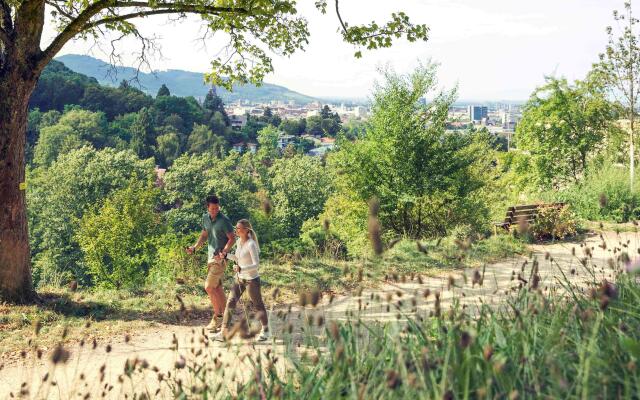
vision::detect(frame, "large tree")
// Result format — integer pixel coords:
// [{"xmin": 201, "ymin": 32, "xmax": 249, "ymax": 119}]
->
[
  {"xmin": 0, "ymin": 0, "xmax": 428, "ymax": 302},
  {"xmin": 516, "ymin": 76, "xmax": 617, "ymax": 188},
  {"xmin": 328, "ymin": 64, "xmax": 494, "ymax": 239}
]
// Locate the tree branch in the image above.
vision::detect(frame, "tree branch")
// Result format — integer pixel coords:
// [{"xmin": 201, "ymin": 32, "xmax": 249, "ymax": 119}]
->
[
  {"xmin": 45, "ymin": 0, "xmax": 75, "ymax": 20},
  {"xmin": 334, "ymin": 0, "xmax": 348, "ymax": 34},
  {"xmin": 38, "ymin": 0, "xmax": 249, "ymax": 71},
  {"xmin": 81, "ymin": 6, "xmax": 220, "ymax": 31},
  {"xmin": 39, "ymin": 0, "xmax": 115, "ymax": 69}
]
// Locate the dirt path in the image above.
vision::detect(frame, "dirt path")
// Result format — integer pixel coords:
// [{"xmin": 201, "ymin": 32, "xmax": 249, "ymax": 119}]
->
[{"xmin": 1, "ymin": 231, "xmax": 635, "ymax": 399}]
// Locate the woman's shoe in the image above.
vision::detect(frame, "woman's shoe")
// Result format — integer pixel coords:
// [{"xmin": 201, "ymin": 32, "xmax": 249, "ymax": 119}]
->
[
  {"xmin": 256, "ymin": 328, "xmax": 270, "ymax": 342},
  {"xmin": 212, "ymin": 331, "xmax": 225, "ymax": 342}
]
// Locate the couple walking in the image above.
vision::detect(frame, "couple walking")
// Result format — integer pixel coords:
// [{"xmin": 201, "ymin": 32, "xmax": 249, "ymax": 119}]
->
[{"xmin": 186, "ymin": 195, "xmax": 270, "ymax": 342}]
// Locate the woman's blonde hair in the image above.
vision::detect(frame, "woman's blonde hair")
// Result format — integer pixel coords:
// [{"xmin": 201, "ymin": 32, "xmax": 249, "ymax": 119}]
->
[{"xmin": 237, "ymin": 219, "xmax": 259, "ymax": 250}]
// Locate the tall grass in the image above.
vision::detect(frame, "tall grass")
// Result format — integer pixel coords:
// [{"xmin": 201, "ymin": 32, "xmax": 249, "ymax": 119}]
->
[
  {"xmin": 550, "ymin": 163, "xmax": 640, "ymax": 223},
  {"xmin": 117, "ymin": 235, "xmax": 638, "ymax": 399}
]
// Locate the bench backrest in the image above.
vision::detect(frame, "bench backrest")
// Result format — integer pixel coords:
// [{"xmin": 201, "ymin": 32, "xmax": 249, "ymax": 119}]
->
[{"xmin": 503, "ymin": 202, "xmax": 565, "ymax": 225}]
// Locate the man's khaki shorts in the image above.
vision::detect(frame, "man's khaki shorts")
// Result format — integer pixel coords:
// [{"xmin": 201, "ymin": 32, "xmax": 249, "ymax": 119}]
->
[{"xmin": 205, "ymin": 259, "xmax": 227, "ymax": 290}]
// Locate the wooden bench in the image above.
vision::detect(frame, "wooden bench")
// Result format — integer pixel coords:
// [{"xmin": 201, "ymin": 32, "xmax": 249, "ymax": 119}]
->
[{"xmin": 494, "ymin": 202, "xmax": 565, "ymax": 233}]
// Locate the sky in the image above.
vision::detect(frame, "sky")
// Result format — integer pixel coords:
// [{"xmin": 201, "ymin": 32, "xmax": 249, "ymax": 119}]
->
[{"xmin": 45, "ymin": 0, "xmax": 627, "ymax": 101}]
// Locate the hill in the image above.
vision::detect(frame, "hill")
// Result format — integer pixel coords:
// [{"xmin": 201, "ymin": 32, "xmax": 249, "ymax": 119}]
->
[{"xmin": 56, "ymin": 54, "xmax": 319, "ymax": 105}]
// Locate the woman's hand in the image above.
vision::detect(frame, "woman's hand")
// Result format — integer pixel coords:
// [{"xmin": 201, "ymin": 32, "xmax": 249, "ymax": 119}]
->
[{"xmin": 233, "ymin": 265, "xmax": 240, "ymax": 274}]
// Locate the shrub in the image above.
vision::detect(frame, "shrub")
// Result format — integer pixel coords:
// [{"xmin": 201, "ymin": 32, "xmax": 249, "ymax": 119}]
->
[
  {"xmin": 529, "ymin": 205, "xmax": 577, "ymax": 241},
  {"xmin": 27, "ymin": 147, "xmax": 156, "ymax": 285},
  {"xmin": 261, "ymin": 238, "xmax": 310, "ymax": 262},
  {"xmin": 299, "ymin": 218, "xmax": 348, "ymax": 259},
  {"xmin": 76, "ymin": 181, "xmax": 162, "ymax": 289},
  {"xmin": 550, "ymin": 163, "xmax": 640, "ymax": 222},
  {"xmin": 148, "ymin": 232, "xmax": 203, "ymax": 287}
]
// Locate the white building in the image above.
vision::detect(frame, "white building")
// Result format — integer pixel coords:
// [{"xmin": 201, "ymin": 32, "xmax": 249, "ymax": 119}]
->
[
  {"xmin": 278, "ymin": 134, "xmax": 296, "ymax": 149},
  {"xmin": 230, "ymin": 114, "xmax": 247, "ymax": 130}
]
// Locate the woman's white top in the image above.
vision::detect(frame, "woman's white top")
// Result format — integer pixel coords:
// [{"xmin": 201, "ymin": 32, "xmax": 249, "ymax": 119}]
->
[{"xmin": 226, "ymin": 238, "xmax": 260, "ymax": 280}]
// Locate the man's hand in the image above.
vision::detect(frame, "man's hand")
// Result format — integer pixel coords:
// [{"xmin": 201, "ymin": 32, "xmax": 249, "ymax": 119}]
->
[{"xmin": 233, "ymin": 265, "xmax": 240, "ymax": 274}]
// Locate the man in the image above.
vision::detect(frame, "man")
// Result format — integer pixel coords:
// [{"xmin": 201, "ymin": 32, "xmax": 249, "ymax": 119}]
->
[{"xmin": 186, "ymin": 195, "xmax": 235, "ymax": 331}]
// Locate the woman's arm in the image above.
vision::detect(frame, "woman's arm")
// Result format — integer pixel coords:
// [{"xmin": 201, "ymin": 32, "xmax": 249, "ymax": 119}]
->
[{"xmin": 238, "ymin": 241, "xmax": 259, "ymax": 272}]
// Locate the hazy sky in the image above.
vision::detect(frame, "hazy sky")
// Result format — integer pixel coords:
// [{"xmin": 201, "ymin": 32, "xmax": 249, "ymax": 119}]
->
[{"xmin": 47, "ymin": 0, "xmax": 626, "ymax": 100}]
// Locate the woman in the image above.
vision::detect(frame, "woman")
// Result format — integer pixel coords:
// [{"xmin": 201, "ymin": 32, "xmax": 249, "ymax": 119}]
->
[{"xmin": 213, "ymin": 219, "xmax": 270, "ymax": 342}]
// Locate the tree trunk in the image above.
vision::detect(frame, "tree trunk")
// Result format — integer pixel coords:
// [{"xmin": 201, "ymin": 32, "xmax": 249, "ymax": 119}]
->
[
  {"xmin": 631, "ymin": 117, "xmax": 635, "ymax": 192},
  {"xmin": 0, "ymin": 0, "xmax": 48, "ymax": 303},
  {"xmin": 0, "ymin": 71, "xmax": 38, "ymax": 303}
]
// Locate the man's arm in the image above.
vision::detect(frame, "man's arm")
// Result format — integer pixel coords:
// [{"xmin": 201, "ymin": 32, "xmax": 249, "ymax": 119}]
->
[
  {"xmin": 187, "ymin": 230, "xmax": 208, "ymax": 254},
  {"xmin": 221, "ymin": 232, "xmax": 235, "ymax": 256}
]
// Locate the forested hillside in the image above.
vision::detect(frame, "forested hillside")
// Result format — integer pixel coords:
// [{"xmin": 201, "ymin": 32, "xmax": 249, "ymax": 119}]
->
[{"xmin": 56, "ymin": 54, "xmax": 320, "ymax": 103}]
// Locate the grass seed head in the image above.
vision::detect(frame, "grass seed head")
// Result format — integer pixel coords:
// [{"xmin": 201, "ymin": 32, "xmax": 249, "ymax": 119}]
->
[
  {"xmin": 34, "ymin": 320, "xmax": 42, "ymax": 336},
  {"xmin": 329, "ymin": 321, "xmax": 340, "ymax": 341},
  {"xmin": 334, "ymin": 344, "xmax": 344, "ymax": 360},
  {"xmin": 310, "ymin": 289, "xmax": 321, "ymax": 306},
  {"xmin": 459, "ymin": 331, "xmax": 472, "ymax": 349},
  {"xmin": 175, "ymin": 355, "xmax": 186, "ymax": 369},
  {"xmin": 386, "ymin": 370, "xmax": 401, "ymax": 389},
  {"xmin": 483, "ymin": 345, "xmax": 493, "ymax": 361},
  {"xmin": 51, "ymin": 344, "xmax": 70, "ymax": 365},
  {"xmin": 261, "ymin": 198, "xmax": 273, "ymax": 216},
  {"xmin": 599, "ymin": 193, "xmax": 608, "ymax": 208}
]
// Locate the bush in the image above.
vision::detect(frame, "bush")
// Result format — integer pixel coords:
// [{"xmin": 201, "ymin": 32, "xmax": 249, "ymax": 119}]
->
[
  {"xmin": 148, "ymin": 232, "xmax": 203, "ymax": 287},
  {"xmin": 76, "ymin": 181, "xmax": 162, "ymax": 289},
  {"xmin": 529, "ymin": 205, "xmax": 577, "ymax": 241},
  {"xmin": 27, "ymin": 147, "xmax": 156, "ymax": 285},
  {"xmin": 300, "ymin": 218, "xmax": 348, "ymax": 259},
  {"xmin": 261, "ymin": 238, "xmax": 310, "ymax": 262},
  {"xmin": 449, "ymin": 223, "xmax": 474, "ymax": 241},
  {"xmin": 550, "ymin": 163, "xmax": 640, "ymax": 222}
]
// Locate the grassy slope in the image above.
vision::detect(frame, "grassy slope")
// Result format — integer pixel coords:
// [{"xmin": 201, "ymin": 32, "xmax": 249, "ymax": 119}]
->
[{"xmin": 0, "ymin": 235, "xmax": 524, "ymax": 356}]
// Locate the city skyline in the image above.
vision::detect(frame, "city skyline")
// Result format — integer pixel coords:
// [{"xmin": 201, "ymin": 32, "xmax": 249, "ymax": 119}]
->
[{"xmin": 45, "ymin": 0, "xmax": 625, "ymax": 100}]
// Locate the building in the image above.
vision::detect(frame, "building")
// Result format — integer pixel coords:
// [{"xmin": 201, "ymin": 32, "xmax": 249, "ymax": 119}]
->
[
  {"xmin": 278, "ymin": 134, "xmax": 296, "ymax": 149},
  {"xmin": 468, "ymin": 105, "xmax": 488, "ymax": 122},
  {"xmin": 500, "ymin": 111, "xmax": 521, "ymax": 130},
  {"xmin": 307, "ymin": 137, "xmax": 336, "ymax": 156},
  {"xmin": 230, "ymin": 114, "xmax": 247, "ymax": 130},
  {"xmin": 231, "ymin": 142, "xmax": 245, "ymax": 153}
]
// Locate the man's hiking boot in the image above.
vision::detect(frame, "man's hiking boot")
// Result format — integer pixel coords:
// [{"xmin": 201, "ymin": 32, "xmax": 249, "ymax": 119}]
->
[
  {"xmin": 256, "ymin": 327, "xmax": 270, "ymax": 342},
  {"xmin": 206, "ymin": 315, "xmax": 222, "ymax": 332}
]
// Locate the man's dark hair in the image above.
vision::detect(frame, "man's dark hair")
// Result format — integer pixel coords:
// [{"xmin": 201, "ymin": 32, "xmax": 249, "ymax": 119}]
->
[{"xmin": 205, "ymin": 195, "xmax": 220, "ymax": 205}]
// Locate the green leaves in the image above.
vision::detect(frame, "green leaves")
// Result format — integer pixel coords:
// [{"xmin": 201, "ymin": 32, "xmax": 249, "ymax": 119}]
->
[
  {"xmin": 338, "ymin": 11, "xmax": 429, "ymax": 58},
  {"xmin": 77, "ymin": 180, "xmax": 161, "ymax": 289},
  {"xmin": 35, "ymin": 0, "xmax": 427, "ymax": 91},
  {"xmin": 27, "ymin": 147, "xmax": 156, "ymax": 286},
  {"xmin": 516, "ymin": 77, "xmax": 617, "ymax": 189},
  {"xmin": 268, "ymin": 155, "xmax": 332, "ymax": 238},
  {"xmin": 328, "ymin": 63, "xmax": 493, "ymax": 242}
]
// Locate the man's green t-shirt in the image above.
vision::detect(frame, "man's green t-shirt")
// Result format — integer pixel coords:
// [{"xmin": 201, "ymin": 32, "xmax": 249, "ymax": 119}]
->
[{"xmin": 201, "ymin": 212, "xmax": 234, "ymax": 260}]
